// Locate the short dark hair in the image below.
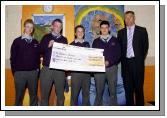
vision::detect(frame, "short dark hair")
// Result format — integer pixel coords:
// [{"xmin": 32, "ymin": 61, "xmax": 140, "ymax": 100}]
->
[
  {"xmin": 51, "ymin": 19, "xmax": 63, "ymax": 34},
  {"xmin": 100, "ymin": 20, "xmax": 110, "ymax": 34},
  {"xmin": 100, "ymin": 20, "xmax": 110, "ymax": 27},
  {"xmin": 74, "ymin": 25, "xmax": 85, "ymax": 39},
  {"xmin": 52, "ymin": 19, "xmax": 63, "ymax": 25},
  {"xmin": 125, "ymin": 11, "xmax": 135, "ymax": 16},
  {"xmin": 23, "ymin": 19, "xmax": 35, "ymax": 36}
]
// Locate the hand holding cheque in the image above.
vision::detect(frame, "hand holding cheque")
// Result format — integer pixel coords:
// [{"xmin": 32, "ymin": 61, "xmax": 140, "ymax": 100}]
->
[
  {"xmin": 49, "ymin": 42, "xmax": 105, "ymax": 72},
  {"xmin": 48, "ymin": 40, "xmax": 54, "ymax": 48}
]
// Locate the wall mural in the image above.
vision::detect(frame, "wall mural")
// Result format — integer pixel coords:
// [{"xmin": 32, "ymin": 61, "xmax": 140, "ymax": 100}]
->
[{"xmin": 75, "ymin": 5, "xmax": 124, "ymax": 45}]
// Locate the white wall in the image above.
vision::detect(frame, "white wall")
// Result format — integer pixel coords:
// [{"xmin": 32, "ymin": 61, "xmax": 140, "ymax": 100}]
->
[{"xmin": 5, "ymin": 5, "xmax": 22, "ymax": 59}]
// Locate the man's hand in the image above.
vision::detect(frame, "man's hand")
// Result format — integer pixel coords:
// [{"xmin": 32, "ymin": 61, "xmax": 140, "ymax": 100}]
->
[
  {"xmin": 48, "ymin": 40, "xmax": 54, "ymax": 48},
  {"xmin": 105, "ymin": 60, "xmax": 109, "ymax": 67}
]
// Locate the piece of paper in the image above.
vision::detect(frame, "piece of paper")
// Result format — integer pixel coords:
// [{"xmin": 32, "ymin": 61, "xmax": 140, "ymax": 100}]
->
[{"xmin": 49, "ymin": 42, "xmax": 105, "ymax": 72}]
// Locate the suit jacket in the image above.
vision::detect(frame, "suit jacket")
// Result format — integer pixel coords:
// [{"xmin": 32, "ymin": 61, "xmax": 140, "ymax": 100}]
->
[{"xmin": 117, "ymin": 25, "xmax": 149, "ymax": 78}]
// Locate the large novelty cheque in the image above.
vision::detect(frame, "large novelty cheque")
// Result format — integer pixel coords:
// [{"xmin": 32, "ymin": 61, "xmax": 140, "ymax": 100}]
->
[{"xmin": 49, "ymin": 42, "xmax": 105, "ymax": 72}]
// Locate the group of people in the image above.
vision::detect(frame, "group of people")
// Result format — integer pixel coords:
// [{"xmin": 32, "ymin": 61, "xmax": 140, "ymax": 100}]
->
[{"xmin": 10, "ymin": 11, "xmax": 149, "ymax": 106}]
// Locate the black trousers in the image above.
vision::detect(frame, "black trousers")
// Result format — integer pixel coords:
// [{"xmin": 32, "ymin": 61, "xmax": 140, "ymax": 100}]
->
[
  {"xmin": 71, "ymin": 72, "xmax": 91, "ymax": 106},
  {"xmin": 14, "ymin": 70, "xmax": 39, "ymax": 106},
  {"xmin": 123, "ymin": 58, "xmax": 144, "ymax": 106}
]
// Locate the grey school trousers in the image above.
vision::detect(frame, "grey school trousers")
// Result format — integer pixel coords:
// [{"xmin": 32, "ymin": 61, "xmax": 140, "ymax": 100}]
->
[
  {"xmin": 94, "ymin": 65, "xmax": 118, "ymax": 106},
  {"xmin": 70, "ymin": 72, "xmax": 91, "ymax": 106},
  {"xmin": 14, "ymin": 70, "xmax": 39, "ymax": 106},
  {"xmin": 39, "ymin": 66, "xmax": 66, "ymax": 106}
]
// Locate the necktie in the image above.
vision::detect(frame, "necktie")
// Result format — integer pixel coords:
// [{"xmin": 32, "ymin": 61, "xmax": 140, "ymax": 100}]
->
[
  {"xmin": 104, "ymin": 39, "xmax": 108, "ymax": 43},
  {"xmin": 103, "ymin": 37, "xmax": 108, "ymax": 43},
  {"xmin": 126, "ymin": 27, "xmax": 134, "ymax": 58},
  {"xmin": 25, "ymin": 38, "xmax": 32, "ymax": 43},
  {"xmin": 54, "ymin": 36, "xmax": 57, "ymax": 39}
]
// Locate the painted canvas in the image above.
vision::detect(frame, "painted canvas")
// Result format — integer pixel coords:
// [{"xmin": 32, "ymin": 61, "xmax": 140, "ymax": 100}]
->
[{"xmin": 32, "ymin": 14, "xmax": 65, "ymax": 42}]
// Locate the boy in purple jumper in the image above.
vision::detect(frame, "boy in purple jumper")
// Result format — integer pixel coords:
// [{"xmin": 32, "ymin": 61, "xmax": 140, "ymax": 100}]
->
[
  {"xmin": 10, "ymin": 19, "xmax": 40, "ymax": 106},
  {"xmin": 92, "ymin": 20, "xmax": 121, "ymax": 106},
  {"xmin": 39, "ymin": 19, "xmax": 68, "ymax": 106},
  {"xmin": 70, "ymin": 25, "xmax": 91, "ymax": 106}
]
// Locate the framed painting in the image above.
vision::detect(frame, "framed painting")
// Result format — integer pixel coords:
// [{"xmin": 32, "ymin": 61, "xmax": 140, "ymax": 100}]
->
[{"xmin": 32, "ymin": 14, "xmax": 65, "ymax": 42}]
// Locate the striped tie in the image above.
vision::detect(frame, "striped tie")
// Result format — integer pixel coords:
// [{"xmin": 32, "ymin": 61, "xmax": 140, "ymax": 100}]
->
[{"xmin": 126, "ymin": 27, "xmax": 134, "ymax": 58}]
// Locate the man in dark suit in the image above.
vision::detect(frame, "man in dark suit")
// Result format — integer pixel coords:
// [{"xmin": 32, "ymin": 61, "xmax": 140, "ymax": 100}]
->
[{"xmin": 117, "ymin": 11, "xmax": 149, "ymax": 106}]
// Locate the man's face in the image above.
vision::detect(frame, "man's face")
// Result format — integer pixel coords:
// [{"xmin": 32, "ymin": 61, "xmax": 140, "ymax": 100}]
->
[
  {"xmin": 100, "ymin": 24, "xmax": 110, "ymax": 35},
  {"xmin": 76, "ymin": 27, "xmax": 84, "ymax": 39},
  {"xmin": 52, "ymin": 21, "xmax": 62, "ymax": 34},
  {"xmin": 125, "ymin": 13, "xmax": 135, "ymax": 26},
  {"xmin": 24, "ymin": 23, "xmax": 34, "ymax": 35}
]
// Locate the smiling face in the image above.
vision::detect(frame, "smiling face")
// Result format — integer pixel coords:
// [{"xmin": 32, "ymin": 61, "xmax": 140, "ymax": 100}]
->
[
  {"xmin": 24, "ymin": 23, "xmax": 34, "ymax": 35},
  {"xmin": 100, "ymin": 24, "xmax": 110, "ymax": 36},
  {"xmin": 75, "ymin": 27, "xmax": 84, "ymax": 39},
  {"xmin": 52, "ymin": 21, "xmax": 62, "ymax": 34},
  {"xmin": 124, "ymin": 13, "xmax": 135, "ymax": 27}
]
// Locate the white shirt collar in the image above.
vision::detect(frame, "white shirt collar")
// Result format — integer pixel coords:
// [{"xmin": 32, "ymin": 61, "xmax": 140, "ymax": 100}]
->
[
  {"xmin": 74, "ymin": 39, "xmax": 85, "ymax": 43},
  {"xmin": 100, "ymin": 34, "xmax": 112, "ymax": 42},
  {"xmin": 51, "ymin": 32, "xmax": 61, "ymax": 39},
  {"xmin": 126, "ymin": 24, "xmax": 135, "ymax": 30},
  {"xmin": 21, "ymin": 34, "xmax": 33, "ymax": 40}
]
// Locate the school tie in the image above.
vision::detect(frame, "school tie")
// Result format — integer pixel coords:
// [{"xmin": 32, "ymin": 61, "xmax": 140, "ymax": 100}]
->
[
  {"xmin": 126, "ymin": 27, "xmax": 135, "ymax": 58},
  {"xmin": 24, "ymin": 38, "xmax": 32, "ymax": 43},
  {"xmin": 103, "ymin": 37, "xmax": 108, "ymax": 43},
  {"xmin": 54, "ymin": 36, "xmax": 57, "ymax": 39},
  {"xmin": 104, "ymin": 39, "xmax": 108, "ymax": 44},
  {"xmin": 53, "ymin": 36, "xmax": 58, "ymax": 41}
]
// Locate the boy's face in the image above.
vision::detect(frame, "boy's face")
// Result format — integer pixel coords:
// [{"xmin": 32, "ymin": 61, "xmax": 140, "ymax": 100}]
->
[
  {"xmin": 52, "ymin": 21, "xmax": 62, "ymax": 34},
  {"xmin": 24, "ymin": 23, "xmax": 34, "ymax": 35},
  {"xmin": 100, "ymin": 24, "xmax": 110, "ymax": 35},
  {"xmin": 76, "ymin": 27, "xmax": 84, "ymax": 39}
]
